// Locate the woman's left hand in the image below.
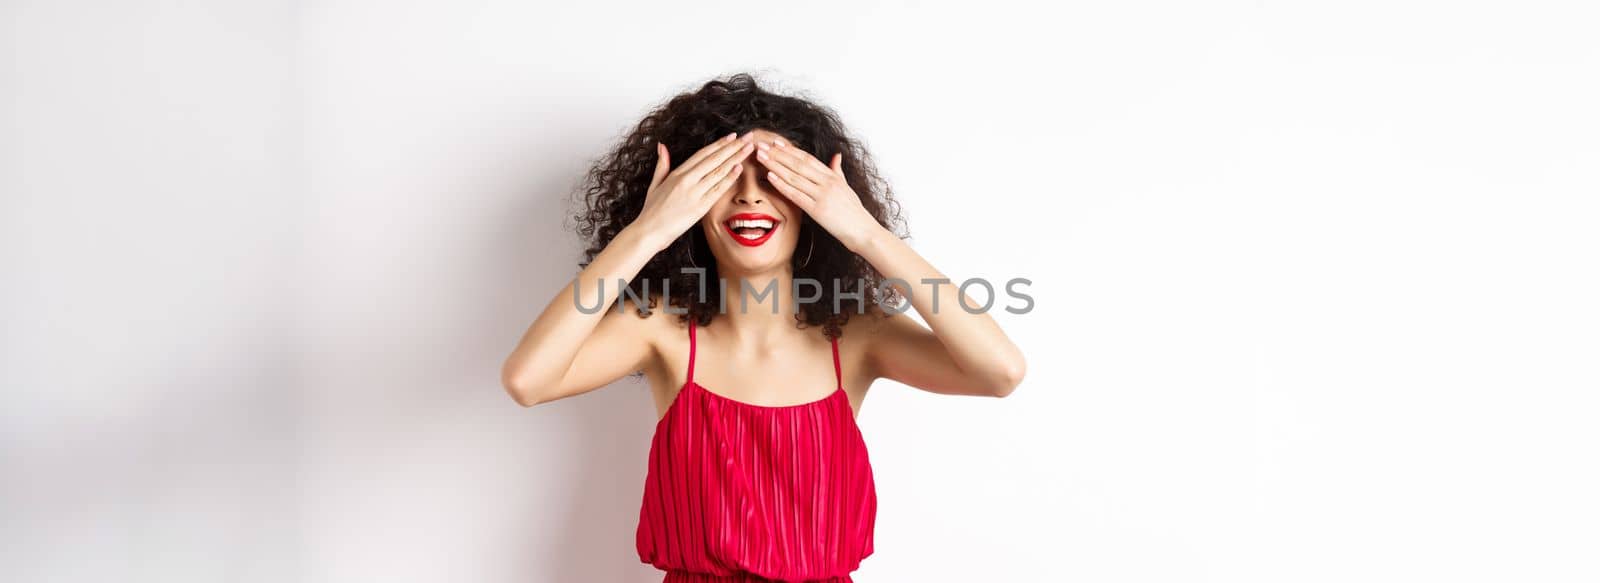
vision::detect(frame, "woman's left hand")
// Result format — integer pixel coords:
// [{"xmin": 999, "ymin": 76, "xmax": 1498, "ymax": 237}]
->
[{"xmin": 756, "ymin": 138, "xmax": 886, "ymax": 252}]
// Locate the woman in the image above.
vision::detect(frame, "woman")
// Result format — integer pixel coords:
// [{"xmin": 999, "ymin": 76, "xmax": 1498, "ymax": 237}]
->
[{"xmin": 501, "ymin": 74, "xmax": 1026, "ymax": 582}]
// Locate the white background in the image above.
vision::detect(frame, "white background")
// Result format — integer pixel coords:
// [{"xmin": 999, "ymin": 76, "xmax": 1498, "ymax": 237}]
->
[{"xmin": 5, "ymin": 1, "xmax": 1598, "ymax": 582}]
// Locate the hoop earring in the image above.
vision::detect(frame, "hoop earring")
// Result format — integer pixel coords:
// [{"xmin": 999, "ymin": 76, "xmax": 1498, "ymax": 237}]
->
[{"xmin": 796, "ymin": 230, "xmax": 815, "ymax": 269}]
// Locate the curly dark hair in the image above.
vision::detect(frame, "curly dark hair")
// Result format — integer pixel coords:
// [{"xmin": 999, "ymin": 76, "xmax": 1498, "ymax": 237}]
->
[{"xmin": 572, "ymin": 73, "xmax": 907, "ymax": 339}]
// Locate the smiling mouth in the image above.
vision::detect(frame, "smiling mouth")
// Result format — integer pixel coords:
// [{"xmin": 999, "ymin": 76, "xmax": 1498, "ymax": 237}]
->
[{"xmin": 723, "ymin": 214, "xmax": 780, "ymax": 247}]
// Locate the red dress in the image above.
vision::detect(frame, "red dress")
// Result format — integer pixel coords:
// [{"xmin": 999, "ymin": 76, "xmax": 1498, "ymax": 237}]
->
[{"xmin": 637, "ymin": 321, "xmax": 877, "ymax": 582}]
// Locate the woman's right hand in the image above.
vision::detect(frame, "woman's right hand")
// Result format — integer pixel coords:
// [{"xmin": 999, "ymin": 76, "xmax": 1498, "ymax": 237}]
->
[{"xmin": 630, "ymin": 132, "xmax": 753, "ymax": 251}]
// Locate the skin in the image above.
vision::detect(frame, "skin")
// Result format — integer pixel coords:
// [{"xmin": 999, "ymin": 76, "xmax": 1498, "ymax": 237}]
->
[{"xmin": 501, "ymin": 129, "xmax": 1026, "ymax": 417}]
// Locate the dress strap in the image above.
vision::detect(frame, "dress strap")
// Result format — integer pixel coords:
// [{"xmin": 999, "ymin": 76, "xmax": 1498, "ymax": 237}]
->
[
  {"xmin": 686, "ymin": 320, "xmax": 696, "ymax": 384},
  {"xmin": 830, "ymin": 335, "xmax": 842, "ymax": 390}
]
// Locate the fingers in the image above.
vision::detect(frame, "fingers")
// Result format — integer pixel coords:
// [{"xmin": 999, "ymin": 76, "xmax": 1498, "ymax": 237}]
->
[
  {"xmin": 698, "ymin": 143, "xmax": 751, "ymax": 191},
  {"xmin": 781, "ymin": 141, "xmax": 837, "ymax": 180},
  {"xmin": 758, "ymin": 144, "xmax": 823, "ymax": 195},
  {"xmin": 649, "ymin": 143, "xmax": 670, "ymax": 191},
  {"xmin": 676, "ymin": 132, "xmax": 739, "ymax": 172},
  {"xmin": 765, "ymin": 170, "xmax": 816, "ymax": 210},
  {"xmin": 705, "ymin": 163, "xmax": 744, "ymax": 200},
  {"xmin": 829, "ymin": 153, "xmax": 844, "ymax": 176},
  {"xmin": 756, "ymin": 139, "xmax": 834, "ymax": 185},
  {"xmin": 684, "ymin": 134, "xmax": 754, "ymax": 183}
]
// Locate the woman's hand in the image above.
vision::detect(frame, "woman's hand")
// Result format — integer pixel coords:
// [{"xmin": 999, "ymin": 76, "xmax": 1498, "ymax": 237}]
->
[
  {"xmin": 630, "ymin": 132, "xmax": 754, "ymax": 251},
  {"xmin": 755, "ymin": 138, "xmax": 886, "ymax": 252}
]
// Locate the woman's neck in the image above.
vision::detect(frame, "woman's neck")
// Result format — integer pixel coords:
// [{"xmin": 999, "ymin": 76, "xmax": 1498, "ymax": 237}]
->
[{"xmin": 715, "ymin": 264, "xmax": 799, "ymax": 343}]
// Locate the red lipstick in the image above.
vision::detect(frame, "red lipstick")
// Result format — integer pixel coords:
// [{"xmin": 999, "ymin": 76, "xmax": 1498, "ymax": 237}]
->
[{"xmin": 723, "ymin": 212, "xmax": 781, "ymax": 247}]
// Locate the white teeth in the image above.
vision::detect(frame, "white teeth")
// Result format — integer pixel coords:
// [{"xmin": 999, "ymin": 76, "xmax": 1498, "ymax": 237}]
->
[
  {"xmin": 728, "ymin": 219, "xmax": 774, "ymax": 229},
  {"xmin": 738, "ymin": 231, "xmax": 762, "ymax": 240}
]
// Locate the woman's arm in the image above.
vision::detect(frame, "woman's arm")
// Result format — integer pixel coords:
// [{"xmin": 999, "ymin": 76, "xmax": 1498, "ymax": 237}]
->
[
  {"xmin": 501, "ymin": 133, "xmax": 754, "ymax": 406},
  {"xmin": 852, "ymin": 232, "xmax": 1026, "ymax": 397},
  {"xmin": 757, "ymin": 139, "xmax": 1026, "ymax": 397},
  {"xmin": 500, "ymin": 227, "xmax": 662, "ymax": 406}
]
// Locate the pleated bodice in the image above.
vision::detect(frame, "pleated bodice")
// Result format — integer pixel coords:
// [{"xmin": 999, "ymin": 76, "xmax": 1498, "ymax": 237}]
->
[{"xmin": 636, "ymin": 321, "xmax": 877, "ymax": 582}]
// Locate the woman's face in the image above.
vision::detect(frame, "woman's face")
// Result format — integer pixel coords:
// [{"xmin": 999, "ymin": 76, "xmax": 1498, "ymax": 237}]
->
[{"xmin": 699, "ymin": 128, "xmax": 805, "ymax": 276}]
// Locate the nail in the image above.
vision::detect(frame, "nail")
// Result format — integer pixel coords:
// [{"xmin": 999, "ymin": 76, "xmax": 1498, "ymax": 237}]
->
[
  {"xmin": 757, "ymin": 151, "xmax": 769, "ymax": 161},
  {"xmin": 725, "ymin": 132, "xmax": 737, "ymax": 141}
]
